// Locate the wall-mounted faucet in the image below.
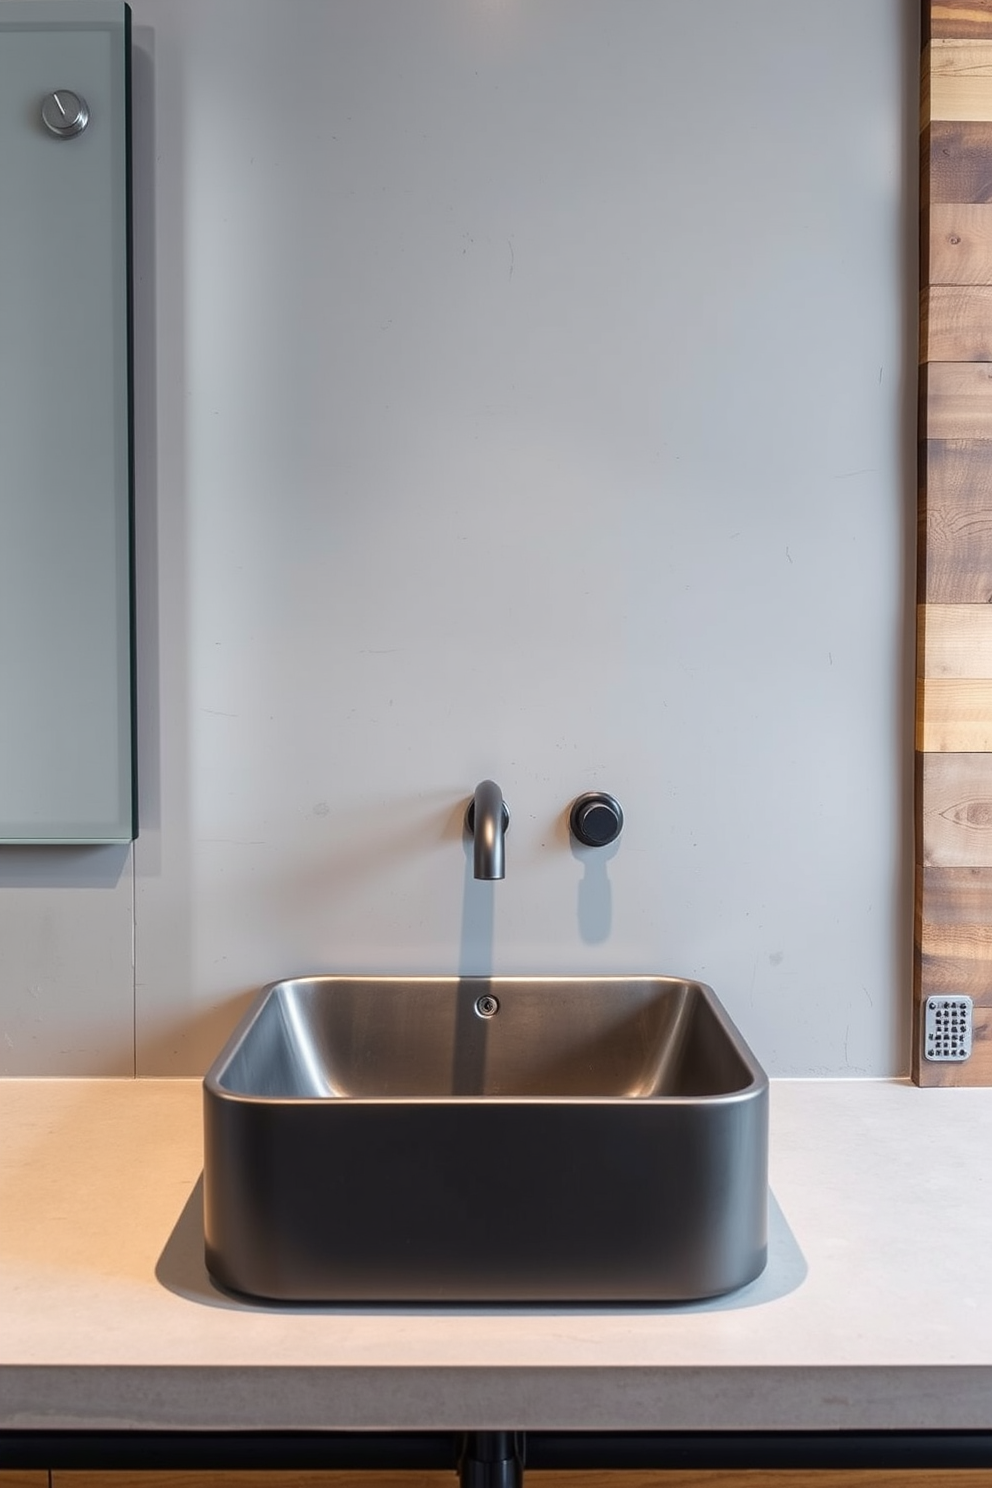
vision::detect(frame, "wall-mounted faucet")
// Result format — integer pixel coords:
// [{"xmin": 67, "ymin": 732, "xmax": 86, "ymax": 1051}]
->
[{"xmin": 465, "ymin": 779, "xmax": 510, "ymax": 880}]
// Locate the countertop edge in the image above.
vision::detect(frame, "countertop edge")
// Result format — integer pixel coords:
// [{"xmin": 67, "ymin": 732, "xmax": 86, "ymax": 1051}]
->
[{"xmin": 4, "ymin": 1363, "xmax": 992, "ymax": 1434}]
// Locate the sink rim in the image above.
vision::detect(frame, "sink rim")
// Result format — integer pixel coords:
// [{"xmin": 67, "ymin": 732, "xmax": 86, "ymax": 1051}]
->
[{"xmin": 204, "ymin": 972, "xmax": 768, "ymax": 1106}]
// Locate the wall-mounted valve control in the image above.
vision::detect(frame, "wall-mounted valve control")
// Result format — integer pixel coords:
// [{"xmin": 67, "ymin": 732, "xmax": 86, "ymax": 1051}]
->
[
  {"xmin": 41, "ymin": 89, "xmax": 89, "ymax": 138},
  {"xmin": 569, "ymin": 791, "xmax": 624, "ymax": 847}
]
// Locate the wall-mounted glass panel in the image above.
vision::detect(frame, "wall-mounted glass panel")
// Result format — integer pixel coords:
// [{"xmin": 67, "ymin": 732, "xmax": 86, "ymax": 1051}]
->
[{"xmin": 0, "ymin": 1, "xmax": 134, "ymax": 843}]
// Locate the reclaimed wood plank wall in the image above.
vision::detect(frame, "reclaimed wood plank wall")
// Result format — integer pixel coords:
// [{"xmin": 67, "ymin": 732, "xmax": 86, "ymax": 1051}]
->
[{"xmin": 917, "ymin": 0, "xmax": 992, "ymax": 1083}]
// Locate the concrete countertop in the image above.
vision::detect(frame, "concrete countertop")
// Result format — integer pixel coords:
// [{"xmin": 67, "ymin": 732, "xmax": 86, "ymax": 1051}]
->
[{"xmin": 1, "ymin": 1077, "xmax": 990, "ymax": 1434}]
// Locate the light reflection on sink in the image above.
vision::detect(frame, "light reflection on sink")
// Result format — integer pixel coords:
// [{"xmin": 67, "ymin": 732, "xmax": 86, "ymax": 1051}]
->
[{"xmin": 203, "ymin": 975, "xmax": 768, "ymax": 1303}]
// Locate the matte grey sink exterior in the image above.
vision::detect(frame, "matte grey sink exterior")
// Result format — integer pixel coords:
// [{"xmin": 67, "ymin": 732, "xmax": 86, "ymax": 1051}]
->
[{"xmin": 203, "ymin": 975, "xmax": 768, "ymax": 1303}]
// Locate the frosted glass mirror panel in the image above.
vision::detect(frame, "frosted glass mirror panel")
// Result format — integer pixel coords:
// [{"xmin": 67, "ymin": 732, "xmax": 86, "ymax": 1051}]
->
[{"xmin": 0, "ymin": 1, "xmax": 134, "ymax": 843}]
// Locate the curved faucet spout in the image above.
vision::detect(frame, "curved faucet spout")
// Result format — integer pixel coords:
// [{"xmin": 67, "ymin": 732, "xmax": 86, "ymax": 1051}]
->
[{"xmin": 467, "ymin": 779, "xmax": 509, "ymax": 880}]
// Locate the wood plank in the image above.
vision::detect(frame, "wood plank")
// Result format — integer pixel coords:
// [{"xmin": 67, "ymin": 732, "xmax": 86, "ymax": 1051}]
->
[
  {"xmin": 928, "ymin": 38, "xmax": 992, "ymax": 121},
  {"xmin": 914, "ymin": 863, "xmax": 992, "ymax": 1083},
  {"xmin": 922, "ymin": 284, "xmax": 992, "ymax": 359},
  {"xmin": 929, "ymin": 202, "xmax": 992, "ymax": 281},
  {"xmin": 923, "ymin": 43, "xmax": 932, "ymax": 130},
  {"xmin": 0, "ymin": 1475, "xmax": 48, "ymax": 1488},
  {"xmin": 928, "ymin": 120, "xmax": 992, "ymax": 203},
  {"xmin": 918, "ymin": 8, "xmax": 992, "ymax": 1086},
  {"xmin": 931, "ymin": 0, "xmax": 992, "ymax": 39},
  {"xmin": 914, "ymin": 1001, "xmax": 992, "ymax": 1084},
  {"xmin": 918, "ymin": 925, "xmax": 992, "ymax": 990},
  {"xmin": 51, "ymin": 1475, "xmax": 450, "ymax": 1488},
  {"xmin": 924, "ymin": 436, "xmax": 992, "ymax": 506},
  {"xmin": 917, "ymin": 863, "xmax": 992, "ymax": 994},
  {"xmin": 919, "ymin": 750, "xmax": 992, "ymax": 864},
  {"xmin": 921, "ymin": 440, "xmax": 992, "ymax": 601},
  {"xmin": 919, "ymin": 861, "xmax": 992, "ymax": 922},
  {"xmin": 928, "ymin": 120, "xmax": 992, "ymax": 202},
  {"xmin": 922, "ymin": 361, "xmax": 992, "ymax": 436},
  {"xmin": 918, "ymin": 675, "xmax": 992, "ymax": 748},
  {"xmin": 534, "ymin": 1477, "xmax": 992, "ymax": 1488},
  {"xmin": 915, "ymin": 1010, "xmax": 992, "ymax": 1083},
  {"xmin": 919, "ymin": 602, "xmax": 992, "ymax": 674}
]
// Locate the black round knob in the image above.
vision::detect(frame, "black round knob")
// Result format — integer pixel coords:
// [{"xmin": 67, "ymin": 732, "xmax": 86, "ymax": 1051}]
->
[{"xmin": 569, "ymin": 792, "xmax": 623, "ymax": 847}]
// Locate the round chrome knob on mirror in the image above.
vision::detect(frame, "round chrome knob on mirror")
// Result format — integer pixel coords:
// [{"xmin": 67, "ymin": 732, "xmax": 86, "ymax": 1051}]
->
[
  {"xmin": 569, "ymin": 791, "xmax": 624, "ymax": 847},
  {"xmin": 41, "ymin": 90, "xmax": 89, "ymax": 138}
]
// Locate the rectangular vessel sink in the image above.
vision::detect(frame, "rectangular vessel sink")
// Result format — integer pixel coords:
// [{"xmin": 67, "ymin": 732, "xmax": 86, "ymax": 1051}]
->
[{"xmin": 203, "ymin": 976, "xmax": 768, "ymax": 1303}]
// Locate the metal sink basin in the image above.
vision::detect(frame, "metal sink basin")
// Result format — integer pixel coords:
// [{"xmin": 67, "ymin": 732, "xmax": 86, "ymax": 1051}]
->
[{"xmin": 203, "ymin": 975, "xmax": 768, "ymax": 1303}]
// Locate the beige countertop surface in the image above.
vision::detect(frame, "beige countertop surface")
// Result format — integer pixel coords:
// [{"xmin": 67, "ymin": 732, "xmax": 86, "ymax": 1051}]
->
[{"xmin": 1, "ymin": 1076, "xmax": 990, "ymax": 1434}]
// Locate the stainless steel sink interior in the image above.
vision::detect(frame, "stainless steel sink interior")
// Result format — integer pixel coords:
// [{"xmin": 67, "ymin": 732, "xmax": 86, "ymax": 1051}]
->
[{"xmin": 203, "ymin": 975, "xmax": 768, "ymax": 1304}]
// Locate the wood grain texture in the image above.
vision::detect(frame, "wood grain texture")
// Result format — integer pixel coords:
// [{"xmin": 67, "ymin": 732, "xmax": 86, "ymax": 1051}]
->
[
  {"xmin": 917, "ymin": 6, "xmax": 992, "ymax": 1083},
  {"xmin": 51, "ymin": 1476, "xmax": 449, "ymax": 1488},
  {"xmin": 527, "ymin": 1479, "xmax": 992, "ymax": 1488},
  {"xmin": 929, "ymin": 203, "xmax": 992, "ymax": 281},
  {"xmin": 0, "ymin": 1475, "xmax": 48, "ymax": 1488},
  {"xmin": 928, "ymin": 120, "xmax": 992, "ymax": 201},
  {"xmin": 923, "ymin": 47, "xmax": 932, "ymax": 130},
  {"xmin": 916, "ymin": 1011, "xmax": 992, "ymax": 1083},
  {"xmin": 922, "ymin": 360, "xmax": 992, "ymax": 435},
  {"xmin": 919, "ymin": 601, "xmax": 992, "ymax": 673},
  {"xmin": 919, "ymin": 750, "xmax": 992, "ymax": 864},
  {"xmin": 918, "ymin": 676, "xmax": 992, "ymax": 747},
  {"xmin": 927, "ymin": 38, "xmax": 992, "ymax": 121},
  {"xmin": 922, "ymin": 284, "xmax": 992, "ymax": 358},
  {"xmin": 917, "ymin": 922, "xmax": 992, "ymax": 994},
  {"xmin": 930, "ymin": 0, "xmax": 992, "ymax": 38},
  {"xmin": 916, "ymin": 858, "xmax": 992, "ymax": 1085},
  {"xmin": 920, "ymin": 440, "xmax": 992, "ymax": 600},
  {"xmin": 914, "ymin": 999, "xmax": 992, "ymax": 1083},
  {"xmin": 917, "ymin": 864, "xmax": 992, "ymax": 997}
]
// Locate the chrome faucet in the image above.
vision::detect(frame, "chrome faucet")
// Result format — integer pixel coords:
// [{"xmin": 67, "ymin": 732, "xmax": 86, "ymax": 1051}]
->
[{"xmin": 465, "ymin": 779, "xmax": 510, "ymax": 880}]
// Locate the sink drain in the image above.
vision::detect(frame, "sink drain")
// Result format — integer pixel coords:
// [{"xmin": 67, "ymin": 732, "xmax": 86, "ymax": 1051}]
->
[{"xmin": 474, "ymin": 994, "xmax": 499, "ymax": 1019}]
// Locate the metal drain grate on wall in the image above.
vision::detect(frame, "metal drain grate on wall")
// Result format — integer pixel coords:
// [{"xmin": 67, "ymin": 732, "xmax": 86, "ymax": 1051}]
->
[{"xmin": 924, "ymin": 996, "xmax": 973, "ymax": 1063}]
